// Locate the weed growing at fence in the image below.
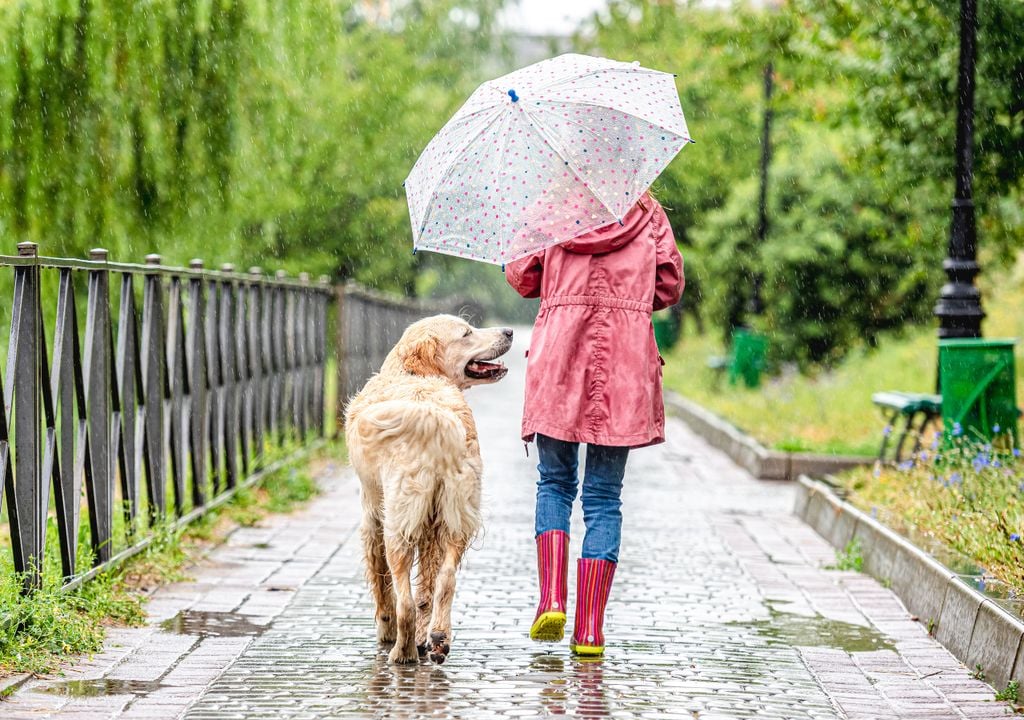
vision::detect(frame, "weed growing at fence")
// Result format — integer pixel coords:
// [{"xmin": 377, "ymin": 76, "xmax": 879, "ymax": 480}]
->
[
  {"xmin": 0, "ymin": 444, "xmax": 334, "ymax": 677},
  {"xmin": 839, "ymin": 432, "xmax": 1024, "ymax": 601}
]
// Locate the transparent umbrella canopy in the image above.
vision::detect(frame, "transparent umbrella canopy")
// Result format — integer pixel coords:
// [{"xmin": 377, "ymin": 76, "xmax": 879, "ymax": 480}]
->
[{"xmin": 404, "ymin": 53, "xmax": 692, "ymax": 266}]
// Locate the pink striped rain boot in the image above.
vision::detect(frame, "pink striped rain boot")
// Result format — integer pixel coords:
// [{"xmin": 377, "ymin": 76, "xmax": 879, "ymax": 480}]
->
[
  {"xmin": 570, "ymin": 558, "xmax": 616, "ymax": 656},
  {"xmin": 529, "ymin": 530, "xmax": 569, "ymax": 642}
]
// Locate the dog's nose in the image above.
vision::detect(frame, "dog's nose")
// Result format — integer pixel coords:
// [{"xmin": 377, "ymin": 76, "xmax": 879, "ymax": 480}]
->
[{"xmin": 501, "ymin": 327, "xmax": 513, "ymax": 339}]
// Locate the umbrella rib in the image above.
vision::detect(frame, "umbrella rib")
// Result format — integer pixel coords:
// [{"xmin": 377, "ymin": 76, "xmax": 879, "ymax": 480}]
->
[
  {"xmin": 523, "ymin": 103, "xmax": 627, "ymax": 216},
  {"xmin": 412, "ymin": 106, "xmax": 505, "ymax": 240}
]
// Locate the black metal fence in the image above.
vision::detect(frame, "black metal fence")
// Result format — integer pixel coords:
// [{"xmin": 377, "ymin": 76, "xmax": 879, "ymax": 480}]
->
[
  {"xmin": 334, "ymin": 283, "xmax": 464, "ymax": 420},
  {"xmin": 0, "ymin": 244, "xmax": 331, "ymax": 592}
]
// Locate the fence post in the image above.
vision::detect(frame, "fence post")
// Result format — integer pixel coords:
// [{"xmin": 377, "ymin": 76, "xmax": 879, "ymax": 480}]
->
[
  {"xmin": 219, "ymin": 264, "xmax": 239, "ymax": 489},
  {"xmin": 335, "ymin": 284, "xmax": 348, "ymax": 431},
  {"xmin": 248, "ymin": 268, "xmax": 265, "ymax": 465},
  {"xmin": 114, "ymin": 271, "xmax": 142, "ymax": 535},
  {"xmin": 7, "ymin": 242, "xmax": 44, "ymax": 590},
  {"xmin": 187, "ymin": 259, "xmax": 208, "ymax": 507},
  {"xmin": 50, "ymin": 266, "xmax": 84, "ymax": 580},
  {"xmin": 141, "ymin": 255, "xmax": 167, "ymax": 521},
  {"xmin": 83, "ymin": 248, "xmax": 113, "ymax": 565}
]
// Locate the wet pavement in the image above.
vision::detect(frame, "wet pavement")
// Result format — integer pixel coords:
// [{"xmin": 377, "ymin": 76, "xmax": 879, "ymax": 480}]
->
[{"xmin": 2, "ymin": 331, "xmax": 1016, "ymax": 719}]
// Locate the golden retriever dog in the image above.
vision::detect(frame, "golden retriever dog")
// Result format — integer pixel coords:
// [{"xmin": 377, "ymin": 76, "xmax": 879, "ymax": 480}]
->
[{"xmin": 345, "ymin": 315, "xmax": 513, "ymax": 664}]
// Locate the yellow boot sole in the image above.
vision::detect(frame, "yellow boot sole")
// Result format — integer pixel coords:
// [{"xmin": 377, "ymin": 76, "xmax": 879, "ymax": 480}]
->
[
  {"xmin": 530, "ymin": 611, "xmax": 566, "ymax": 642},
  {"xmin": 569, "ymin": 641, "xmax": 605, "ymax": 657}
]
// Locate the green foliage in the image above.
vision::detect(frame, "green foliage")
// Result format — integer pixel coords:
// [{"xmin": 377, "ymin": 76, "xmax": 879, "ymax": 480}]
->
[
  {"xmin": 590, "ymin": 0, "xmax": 1024, "ymax": 366},
  {"xmin": 698, "ymin": 134, "xmax": 941, "ymax": 365},
  {"xmin": 827, "ymin": 538, "xmax": 864, "ymax": 572},
  {"xmin": 840, "ymin": 432, "xmax": 1024, "ymax": 599},
  {"xmin": 995, "ymin": 680, "xmax": 1019, "ymax": 703},
  {"xmin": 0, "ymin": 0, "xmax": 507, "ymax": 293}
]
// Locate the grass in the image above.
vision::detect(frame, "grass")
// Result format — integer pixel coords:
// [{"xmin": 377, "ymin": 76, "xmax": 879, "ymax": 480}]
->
[
  {"xmin": 662, "ymin": 272, "xmax": 1024, "ymax": 456},
  {"xmin": 995, "ymin": 680, "xmax": 1019, "ymax": 703},
  {"xmin": 836, "ymin": 433, "xmax": 1024, "ymax": 601},
  {"xmin": 826, "ymin": 538, "xmax": 864, "ymax": 572},
  {"xmin": 0, "ymin": 443, "xmax": 338, "ymax": 677}
]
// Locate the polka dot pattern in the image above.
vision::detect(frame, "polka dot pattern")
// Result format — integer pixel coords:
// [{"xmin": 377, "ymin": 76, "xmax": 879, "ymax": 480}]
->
[{"xmin": 405, "ymin": 53, "xmax": 691, "ymax": 265}]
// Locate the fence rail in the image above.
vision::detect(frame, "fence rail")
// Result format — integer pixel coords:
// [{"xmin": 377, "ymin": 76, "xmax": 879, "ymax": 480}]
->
[
  {"xmin": 1, "ymin": 243, "xmax": 331, "ymax": 592},
  {"xmin": 334, "ymin": 283, "xmax": 472, "ymax": 420}
]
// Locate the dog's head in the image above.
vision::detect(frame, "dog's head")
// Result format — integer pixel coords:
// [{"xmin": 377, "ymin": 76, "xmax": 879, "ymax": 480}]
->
[{"xmin": 390, "ymin": 315, "xmax": 513, "ymax": 389}]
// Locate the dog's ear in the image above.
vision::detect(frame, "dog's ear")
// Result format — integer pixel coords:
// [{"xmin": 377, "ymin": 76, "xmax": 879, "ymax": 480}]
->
[{"xmin": 399, "ymin": 333, "xmax": 442, "ymax": 376}]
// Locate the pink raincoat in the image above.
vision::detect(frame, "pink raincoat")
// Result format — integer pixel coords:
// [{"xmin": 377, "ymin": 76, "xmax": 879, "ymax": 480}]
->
[{"xmin": 505, "ymin": 195, "xmax": 684, "ymax": 448}]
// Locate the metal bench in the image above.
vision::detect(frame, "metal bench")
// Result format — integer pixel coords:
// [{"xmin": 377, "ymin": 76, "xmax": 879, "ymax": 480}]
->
[{"xmin": 871, "ymin": 391, "xmax": 943, "ymax": 462}]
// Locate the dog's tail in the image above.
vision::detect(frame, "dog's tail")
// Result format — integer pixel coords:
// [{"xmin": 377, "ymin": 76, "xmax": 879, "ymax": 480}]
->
[{"xmin": 348, "ymin": 399, "xmax": 466, "ymax": 469}]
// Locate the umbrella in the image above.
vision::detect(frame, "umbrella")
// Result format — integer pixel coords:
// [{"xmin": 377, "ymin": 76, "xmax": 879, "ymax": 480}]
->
[{"xmin": 404, "ymin": 53, "xmax": 692, "ymax": 266}]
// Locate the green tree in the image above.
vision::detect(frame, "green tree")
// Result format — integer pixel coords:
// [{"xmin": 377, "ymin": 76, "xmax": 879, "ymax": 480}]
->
[{"xmin": 0, "ymin": 0, "xmax": 509, "ymax": 293}]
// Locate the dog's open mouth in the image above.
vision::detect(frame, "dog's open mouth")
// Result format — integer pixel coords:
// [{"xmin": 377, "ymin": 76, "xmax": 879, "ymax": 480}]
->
[{"xmin": 465, "ymin": 359, "xmax": 507, "ymax": 380}]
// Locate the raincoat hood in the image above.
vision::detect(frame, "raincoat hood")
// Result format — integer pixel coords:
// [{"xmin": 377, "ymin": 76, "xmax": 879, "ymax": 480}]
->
[{"xmin": 559, "ymin": 196, "xmax": 657, "ymax": 255}]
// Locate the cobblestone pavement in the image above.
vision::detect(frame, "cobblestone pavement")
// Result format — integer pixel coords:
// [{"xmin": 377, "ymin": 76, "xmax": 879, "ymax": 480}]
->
[{"xmin": 3, "ymin": 332, "xmax": 1017, "ymax": 719}]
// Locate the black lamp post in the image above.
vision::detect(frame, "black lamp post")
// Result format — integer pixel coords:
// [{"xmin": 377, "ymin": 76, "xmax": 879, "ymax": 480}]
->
[{"xmin": 934, "ymin": 0, "xmax": 985, "ymax": 338}]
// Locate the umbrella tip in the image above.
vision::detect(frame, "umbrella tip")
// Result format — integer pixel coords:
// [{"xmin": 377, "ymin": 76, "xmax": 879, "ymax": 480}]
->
[
  {"xmin": 688, "ymin": 138, "xmax": 697, "ymax": 144},
  {"xmin": 413, "ymin": 247, "xmax": 418, "ymax": 255},
  {"xmin": 673, "ymin": 73, "xmax": 678, "ymax": 78},
  {"xmin": 501, "ymin": 263, "xmax": 505, "ymax": 272},
  {"xmin": 618, "ymin": 218, "xmax": 624, "ymax": 226},
  {"xmin": 508, "ymin": 88, "xmax": 519, "ymax": 103}
]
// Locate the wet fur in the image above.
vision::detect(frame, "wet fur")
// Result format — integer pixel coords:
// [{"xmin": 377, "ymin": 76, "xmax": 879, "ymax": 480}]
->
[{"xmin": 345, "ymin": 315, "xmax": 510, "ymax": 664}]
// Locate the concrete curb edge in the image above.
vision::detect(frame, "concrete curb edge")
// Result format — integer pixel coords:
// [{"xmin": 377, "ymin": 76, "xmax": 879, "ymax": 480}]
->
[
  {"xmin": 0, "ymin": 673, "xmax": 32, "ymax": 698},
  {"xmin": 664, "ymin": 392, "xmax": 870, "ymax": 481},
  {"xmin": 794, "ymin": 474, "xmax": 1024, "ymax": 692}
]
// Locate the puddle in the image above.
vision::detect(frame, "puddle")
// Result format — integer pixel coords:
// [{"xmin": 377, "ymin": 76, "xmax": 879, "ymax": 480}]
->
[
  {"xmin": 41, "ymin": 679, "xmax": 164, "ymax": 697},
  {"xmin": 737, "ymin": 605, "xmax": 897, "ymax": 653},
  {"xmin": 160, "ymin": 610, "xmax": 269, "ymax": 638}
]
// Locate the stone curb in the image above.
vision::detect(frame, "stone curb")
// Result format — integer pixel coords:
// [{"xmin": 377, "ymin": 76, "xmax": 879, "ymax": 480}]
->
[
  {"xmin": 664, "ymin": 392, "xmax": 870, "ymax": 480},
  {"xmin": 0, "ymin": 672, "xmax": 32, "ymax": 698},
  {"xmin": 794, "ymin": 474, "xmax": 1024, "ymax": 691}
]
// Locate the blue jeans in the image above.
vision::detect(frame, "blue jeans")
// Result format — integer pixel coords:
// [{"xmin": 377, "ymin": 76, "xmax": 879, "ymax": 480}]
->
[{"xmin": 534, "ymin": 434, "xmax": 629, "ymax": 563}]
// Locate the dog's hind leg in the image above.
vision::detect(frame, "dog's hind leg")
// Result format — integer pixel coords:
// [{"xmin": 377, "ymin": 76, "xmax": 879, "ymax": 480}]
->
[
  {"xmin": 427, "ymin": 536, "xmax": 468, "ymax": 665},
  {"xmin": 415, "ymin": 531, "xmax": 442, "ymax": 657},
  {"xmin": 362, "ymin": 516, "xmax": 395, "ymax": 645},
  {"xmin": 384, "ymin": 534, "xmax": 419, "ymax": 664}
]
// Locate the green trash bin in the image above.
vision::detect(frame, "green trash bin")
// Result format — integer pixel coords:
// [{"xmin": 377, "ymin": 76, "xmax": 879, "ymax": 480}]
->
[
  {"xmin": 729, "ymin": 329, "xmax": 768, "ymax": 389},
  {"xmin": 653, "ymin": 311, "xmax": 680, "ymax": 351},
  {"xmin": 938, "ymin": 338, "xmax": 1019, "ymax": 446}
]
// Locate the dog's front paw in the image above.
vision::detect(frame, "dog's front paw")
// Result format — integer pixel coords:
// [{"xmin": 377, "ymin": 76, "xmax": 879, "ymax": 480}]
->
[
  {"xmin": 428, "ymin": 630, "xmax": 451, "ymax": 665},
  {"xmin": 377, "ymin": 615, "xmax": 396, "ymax": 645},
  {"xmin": 388, "ymin": 640, "xmax": 420, "ymax": 665}
]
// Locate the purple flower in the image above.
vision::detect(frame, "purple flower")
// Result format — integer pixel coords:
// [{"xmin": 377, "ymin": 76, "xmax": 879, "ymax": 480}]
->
[
  {"xmin": 919, "ymin": 451, "xmax": 929, "ymax": 462},
  {"xmin": 950, "ymin": 472, "xmax": 962, "ymax": 485},
  {"xmin": 898, "ymin": 459, "xmax": 914, "ymax": 471},
  {"xmin": 1014, "ymin": 448, "xmax": 1021, "ymax": 458},
  {"xmin": 870, "ymin": 506, "xmax": 878, "ymax": 519},
  {"xmin": 952, "ymin": 422, "xmax": 963, "ymax": 437},
  {"xmin": 1011, "ymin": 533, "xmax": 1021, "ymax": 542},
  {"xmin": 993, "ymin": 424, "xmax": 1001, "ymax": 433},
  {"xmin": 882, "ymin": 425, "xmax": 893, "ymax": 437}
]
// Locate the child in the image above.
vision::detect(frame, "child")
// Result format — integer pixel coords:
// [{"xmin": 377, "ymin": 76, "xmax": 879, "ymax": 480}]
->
[{"xmin": 505, "ymin": 192, "xmax": 684, "ymax": 656}]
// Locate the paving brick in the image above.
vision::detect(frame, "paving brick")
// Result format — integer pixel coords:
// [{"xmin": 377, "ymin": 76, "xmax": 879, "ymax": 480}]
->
[{"xmin": 2, "ymin": 336, "xmax": 1018, "ymax": 719}]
